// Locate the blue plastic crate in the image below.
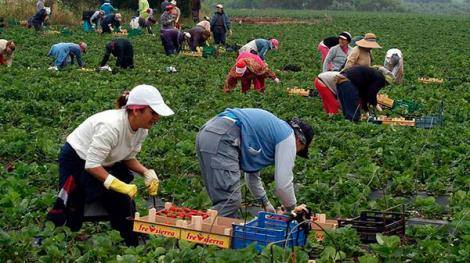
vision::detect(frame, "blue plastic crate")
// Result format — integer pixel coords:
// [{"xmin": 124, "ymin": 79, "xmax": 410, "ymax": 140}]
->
[{"xmin": 232, "ymin": 212, "xmax": 306, "ymax": 252}]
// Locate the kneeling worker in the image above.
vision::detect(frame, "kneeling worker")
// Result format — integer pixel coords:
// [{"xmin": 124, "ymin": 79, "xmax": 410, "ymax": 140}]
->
[{"xmin": 196, "ymin": 108, "xmax": 313, "ymax": 218}]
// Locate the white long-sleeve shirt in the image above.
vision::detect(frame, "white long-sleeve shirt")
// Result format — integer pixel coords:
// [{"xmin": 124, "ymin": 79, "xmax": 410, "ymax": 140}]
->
[
  {"xmin": 245, "ymin": 133, "xmax": 297, "ymax": 209},
  {"xmin": 67, "ymin": 109, "xmax": 148, "ymax": 169}
]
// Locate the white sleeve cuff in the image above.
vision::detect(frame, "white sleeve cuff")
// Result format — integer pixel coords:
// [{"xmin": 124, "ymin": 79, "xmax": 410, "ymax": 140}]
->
[{"xmin": 103, "ymin": 174, "xmax": 115, "ymax": 189}]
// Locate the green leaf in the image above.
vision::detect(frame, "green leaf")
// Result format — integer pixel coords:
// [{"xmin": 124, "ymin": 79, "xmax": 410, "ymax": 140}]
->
[{"xmin": 358, "ymin": 254, "xmax": 380, "ymax": 263}]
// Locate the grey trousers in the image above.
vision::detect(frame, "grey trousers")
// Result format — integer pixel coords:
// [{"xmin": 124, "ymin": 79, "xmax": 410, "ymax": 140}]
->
[{"xmin": 196, "ymin": 117, "xmax": 242, "ymax": 218}]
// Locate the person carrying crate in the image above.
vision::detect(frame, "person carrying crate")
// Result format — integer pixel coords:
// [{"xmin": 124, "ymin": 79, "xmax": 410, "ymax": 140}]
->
[
  {"xmin": 46, "ymin": 85, "xmax": 173, "ymax": 246},
  {"xmin": 224, "ymin": 52, "xmax": 280, "ymax": 93},
  {"xmin": 196, "ymin": 108, "xmax": 313, "ymax": 218}
]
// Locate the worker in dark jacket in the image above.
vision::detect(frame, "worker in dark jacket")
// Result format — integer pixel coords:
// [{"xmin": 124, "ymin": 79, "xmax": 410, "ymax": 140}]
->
[
  {"xmin": 101, "ymin": 13, "xmax": 122, "ymax": 33},
  {"xmin": 192, "ymin": 0, "xmax": 201, "ymax": 22},
  {"xmin": 28, "ymin": 7, "xmax": 50, "ymax": 31},
  {"xmin": 336, "ymin": 66, "xmax": 395, "ymax": 121},
  {"xmin": 210, "ymin": 4, "xmax": 231, "ymax": 45},
  {"xmin": 99, "ymin": 39, "xmax": 134, "ymax": 70}
]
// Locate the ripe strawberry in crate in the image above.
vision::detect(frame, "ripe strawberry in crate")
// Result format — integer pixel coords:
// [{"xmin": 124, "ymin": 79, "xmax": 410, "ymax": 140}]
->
[{"xmin": 156, "ymin": 206, "xmax": 209, "ymax": 220}]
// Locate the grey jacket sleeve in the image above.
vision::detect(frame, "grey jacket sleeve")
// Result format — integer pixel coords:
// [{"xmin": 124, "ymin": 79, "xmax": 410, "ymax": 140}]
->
[
  {"xmin": 322, "ymin": 46, "xmax": 336, "ymax": 72},
  {"xmin": 244, "ymin": 171, "xmax": 266, "ymax": 201},
  {"xmin": 274, "ymin": 133, "xmax": 297, "ymax": 209}
]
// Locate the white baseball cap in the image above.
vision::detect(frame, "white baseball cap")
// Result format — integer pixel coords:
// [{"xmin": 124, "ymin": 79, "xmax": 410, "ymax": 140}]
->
[{"xmin": 126, "ymin": 85, "xmax": 174, "ymax": 116}]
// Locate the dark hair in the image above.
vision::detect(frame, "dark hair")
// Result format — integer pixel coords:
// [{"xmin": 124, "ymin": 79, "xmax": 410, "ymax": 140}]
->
[{"xmin": 116, "ymin": 91, "xmax": 129, "ymax": 109}]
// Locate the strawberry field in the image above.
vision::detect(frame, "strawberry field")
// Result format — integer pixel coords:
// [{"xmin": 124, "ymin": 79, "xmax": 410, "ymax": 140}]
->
[{"xmin": 0, "ymin": 9, "xmax": 469, "ymax": 262}]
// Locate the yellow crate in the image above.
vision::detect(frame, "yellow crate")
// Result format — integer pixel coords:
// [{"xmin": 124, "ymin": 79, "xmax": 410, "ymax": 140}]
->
[
  {"xmin": 181, "ymin": 228, "xmax": 232, "ymax": 248},
  {"xmin": 133, "ymin": 216, "xmax": 181, "ymax": 239},
  {"xmin": 133, "ymin": 206, "xmax": 242, "ymax": 249},
  {"xmin": 377, "ymin": 94, "xmax": 394, "ymax": 108},
  {"xmin": 182, "ymin": 51, "xmax": 203, "ymax": 57},
  {"xmin": 78, "ymin": 68, "xmax": 94, "ymax": 72},
  {"xmin": 382, "ymin": 117, "xmax": 416, "ymax": 127},
  {"xmin": 287, "ymin": 87, "xmax": 310, "ymax": 97},
  {"xmin": 418, "ymin": 77, "xmax": 444, "ymax": 84}
]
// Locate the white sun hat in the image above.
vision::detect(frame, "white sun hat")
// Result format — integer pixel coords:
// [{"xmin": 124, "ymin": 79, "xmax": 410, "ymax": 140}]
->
[{"xmin": 126, "ymin": 85, "xmax": 174, "ymax": 116}]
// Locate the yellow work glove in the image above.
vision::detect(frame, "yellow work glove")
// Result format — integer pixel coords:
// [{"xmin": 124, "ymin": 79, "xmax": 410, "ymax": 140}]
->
[
  {"xmin": 103, "ymin": 175, "xmax": 137, "ymax": 199},
  {"xmin": 143, "ymin": 169, "xmax": 160, "ymax": 196}
]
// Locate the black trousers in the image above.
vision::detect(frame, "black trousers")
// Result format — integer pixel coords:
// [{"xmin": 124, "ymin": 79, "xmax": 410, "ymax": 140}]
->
[{"xmin": 57, "ymin": 142, "xmax": 138, "ymax": 246}]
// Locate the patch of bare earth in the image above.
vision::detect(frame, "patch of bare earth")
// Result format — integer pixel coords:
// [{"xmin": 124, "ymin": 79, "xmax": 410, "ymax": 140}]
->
[{"xmin": 232, "ymin": 16, "xmax": 332, "ymax": 25}]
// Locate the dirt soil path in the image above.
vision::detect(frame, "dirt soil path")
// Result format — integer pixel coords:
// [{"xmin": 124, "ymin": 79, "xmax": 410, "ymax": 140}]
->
[{"xmin": 232, "ymin": 16, "xmax": 332, "ymax": 25}]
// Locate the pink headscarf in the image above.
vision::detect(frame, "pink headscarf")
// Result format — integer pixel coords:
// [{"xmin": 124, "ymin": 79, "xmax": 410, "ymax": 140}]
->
[{"xmin": 196, "ymin": 20, "xmax": 210, "ymax": 32}]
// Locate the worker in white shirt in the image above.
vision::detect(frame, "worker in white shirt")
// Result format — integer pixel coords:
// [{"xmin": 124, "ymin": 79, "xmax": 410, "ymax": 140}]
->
[{"xmin": 46, "ymin": 85, "xmax": 174, "ymax": 246}]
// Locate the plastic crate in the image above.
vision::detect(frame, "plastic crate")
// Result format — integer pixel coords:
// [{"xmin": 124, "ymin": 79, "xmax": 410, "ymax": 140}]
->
[
  {"xmin": 128, "ymin": 29, "xmax": 143, "ymax": 38},
  {"xmin": 415, "ymin": 116, "xmax": 443, "ymax": 129},
  {"xmin": 60, "ymin": 27, "xmax": 72, "ymax": 36},
  {"xmin": 232, "ymin": 212, "xmax": 307, "ymax": 252},
  {"xmin": 338, "ymin": 210, "xmax": 405, "ymax": 243}
]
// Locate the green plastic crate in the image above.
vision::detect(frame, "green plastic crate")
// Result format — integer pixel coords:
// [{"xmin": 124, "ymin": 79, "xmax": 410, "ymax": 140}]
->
[
  {"xmin": 60, "ymin": 27, "xmax": 72, "ymax": 36},
  {"xmin": 128, "ymin": 29, "xmax": 143, "ymax": 38},
  {"xmin": 7, "ymin": 18, "xmax": 19, "ymax": 26}
]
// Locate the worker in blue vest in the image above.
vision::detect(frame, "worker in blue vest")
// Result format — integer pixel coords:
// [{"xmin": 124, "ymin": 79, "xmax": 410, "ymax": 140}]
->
[{"xmin": 196, "ymin": 108, "xmax": 313, "ymax": 218}]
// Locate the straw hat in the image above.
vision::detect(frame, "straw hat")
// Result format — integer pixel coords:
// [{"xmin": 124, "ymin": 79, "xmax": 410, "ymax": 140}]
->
[{"xmin": 356, "ymin": 33, "xmax": 381, "ymax": 49}]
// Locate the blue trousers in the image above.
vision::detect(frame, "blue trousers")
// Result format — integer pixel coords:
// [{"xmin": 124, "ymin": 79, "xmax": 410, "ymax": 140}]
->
[{"xmin": 336, "ymin": 81, "xmax": 361, "ymax": 122}]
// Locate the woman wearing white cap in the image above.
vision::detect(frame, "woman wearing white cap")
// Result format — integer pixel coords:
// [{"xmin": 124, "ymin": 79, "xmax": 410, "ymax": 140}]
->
[
  {"xmin": 322, "ymin": 32, "xmax": 352, "ymax": 72},
  {"xmin": 46, "ymin": 85, "xmax": 174, "ymax": 246},
  {"xmin": 344, "ymin": 32, "xmax": 381, "ymax": 70}
]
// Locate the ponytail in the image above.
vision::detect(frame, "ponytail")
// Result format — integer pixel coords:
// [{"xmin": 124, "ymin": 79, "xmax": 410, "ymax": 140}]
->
[{"xmin": 116, "ymin": 91, "xmax": 130, "ymax": 109}]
